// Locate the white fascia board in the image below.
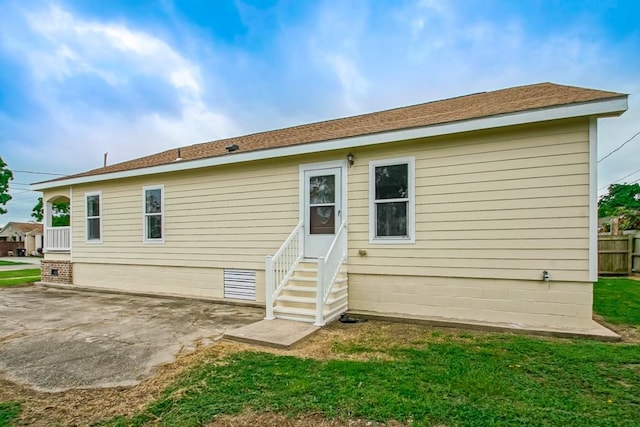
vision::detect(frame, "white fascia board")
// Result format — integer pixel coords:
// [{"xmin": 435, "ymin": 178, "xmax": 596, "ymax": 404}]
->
[{"xmin": 31, "ymin": 97, "xmax": 627, "ymax": 191}]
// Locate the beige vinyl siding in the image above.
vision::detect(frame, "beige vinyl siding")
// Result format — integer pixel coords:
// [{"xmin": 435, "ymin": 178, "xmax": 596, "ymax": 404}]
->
[
  {"xmin": 66, "ymin": 117, "xmax": 590, "ymax": 302},
  {"xmin": 70, "ymin": 158, "xmax": 303, "ymax": 270},
  {"xmin": 347, "ymin": 118, "xmax": 591, "ymax": 282}
]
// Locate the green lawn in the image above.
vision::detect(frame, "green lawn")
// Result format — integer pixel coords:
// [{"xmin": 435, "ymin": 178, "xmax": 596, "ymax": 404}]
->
[
  {"xmin": 102, "ymin": 278, "xmax": 640, "ymax": 427},
  {"xmin": 0, "ymin": 260, "xmax": 27, "ymax": 266},
  {"xmin": 0, "ymin": 402, "xmax": 21, "ymax": 426},
  {"xmin": 104, "ymin": 336, "xmax": 640, "ymax": 427},
  {"xmin": 594, "ymin": 277, "xmax": 640, "ymax": 325},
  {"xmin": 0, "ymin": 268, "xmax": 40, "ymax": 287}
]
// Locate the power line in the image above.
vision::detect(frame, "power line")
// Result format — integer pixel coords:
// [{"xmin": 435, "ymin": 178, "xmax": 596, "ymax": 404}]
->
[
  {"xmin": 598, "ymin": 129, "xmax": 640, "ymax": 163},
  {"xmin": 12, "ymin": 170, "xmax": 67, "ymax": 176},
  {"xmin": 598, "ymin": 167, "xmax": 640, "ymax": 191},
  {"xmin": 7, "ymin": 190, "xmax": 37, "ymax": 198}
]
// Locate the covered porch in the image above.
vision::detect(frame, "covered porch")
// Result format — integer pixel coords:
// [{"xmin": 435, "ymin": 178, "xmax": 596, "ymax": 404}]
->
[{"xmin": 43, "ymin": 194, "xmax": 71, "ymax": 252}]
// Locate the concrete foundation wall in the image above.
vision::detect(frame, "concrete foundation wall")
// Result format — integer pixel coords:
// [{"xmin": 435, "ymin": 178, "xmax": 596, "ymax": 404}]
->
[
  {"xmin": 72, "ymin": 263, "xmax": 266, "ymax": 303},
  {"xmin": 348, "ymin": 273, "xmax": 593, "ymax": 329}
]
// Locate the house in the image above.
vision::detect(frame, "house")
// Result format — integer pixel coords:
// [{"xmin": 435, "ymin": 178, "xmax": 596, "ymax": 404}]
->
[
  {"xmin": 32, "ymin": 83, "xmax": 628, "ymax": 335},
  {"xmin": 0, "ymin": 222, "xmax": 43, "ymax": 255}
]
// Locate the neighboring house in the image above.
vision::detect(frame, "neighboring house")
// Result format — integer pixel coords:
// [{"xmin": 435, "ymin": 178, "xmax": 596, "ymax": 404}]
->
[
  {"xmin": 0, "ymin": 222, "xmax": 43, "ymax": 255},
  {"xmin": 32, "ymin": 83, "xmax": 628, "ymax": 334}
]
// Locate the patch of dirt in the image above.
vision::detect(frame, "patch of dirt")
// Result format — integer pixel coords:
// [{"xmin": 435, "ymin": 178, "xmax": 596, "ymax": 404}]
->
[
  {"xmin": 2, "ymin": 319, "xmax": 635, "ymax": 426},
  {"xmin": 206, "ymin": 411, "xmax": 410, "ymax": 427},
  {"xmin": 593, "ymin": 314, "xmax": 640, "ymax": 343}
]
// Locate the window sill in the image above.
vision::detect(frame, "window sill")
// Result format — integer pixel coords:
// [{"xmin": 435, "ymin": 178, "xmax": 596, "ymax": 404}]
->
[
  {"xmin": 369, "ymin": 237, "xmax": 415, "ymax": 245},
  {"xmin": 143, "ymin": 239, "xmax": 165, "ymax": 244}
]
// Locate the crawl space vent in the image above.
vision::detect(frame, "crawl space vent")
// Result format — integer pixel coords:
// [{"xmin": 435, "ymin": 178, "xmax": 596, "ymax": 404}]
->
[{"xmin": 223, "ymin": 269, "xmax": 256, "ymax": 301}]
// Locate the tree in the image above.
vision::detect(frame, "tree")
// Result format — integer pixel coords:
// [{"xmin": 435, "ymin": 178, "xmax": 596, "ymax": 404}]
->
[
  {"xmin": 598, "ymin": 183, "xmax": 640, "ymax": 231},
  {"xmin": 0, "ymin": 156, "xmax": 13, "ymax": 215},
  {"xmin": 31, "ymin": 197, "xmax": 43, "ymax": 222},
  {"xmin": 31, "ymin": 196, "xmax": 70, "ymax": 226},
  {"xmin": 598, "ymin": 183, "xmax": 640, "ymax": 217}
]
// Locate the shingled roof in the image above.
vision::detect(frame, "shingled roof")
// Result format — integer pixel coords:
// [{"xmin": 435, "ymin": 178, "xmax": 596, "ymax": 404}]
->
[
  {"xmin": 0, "ymin": 222, "xmax": 43, "ymax": 235},
  {"xmin": 43, "ymin": 82, "xmax": 625, "ymax": 183}
]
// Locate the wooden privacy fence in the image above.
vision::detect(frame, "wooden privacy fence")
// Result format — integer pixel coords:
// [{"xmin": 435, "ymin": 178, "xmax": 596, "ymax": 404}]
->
[{"xmin": 598, "ymin": 234, "xmax": 640, "ymax": 276}]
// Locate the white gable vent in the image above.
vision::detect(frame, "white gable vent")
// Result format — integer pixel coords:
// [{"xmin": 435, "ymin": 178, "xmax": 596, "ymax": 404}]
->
[{"xmin": 223, "ymin": 269, "xmax": 256, "ymax": 301}]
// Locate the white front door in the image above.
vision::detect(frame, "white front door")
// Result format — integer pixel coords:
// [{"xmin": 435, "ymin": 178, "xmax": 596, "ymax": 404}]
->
[{"xmin": 304, "ymin": 167, "xmax": 342, "ymax": 258}]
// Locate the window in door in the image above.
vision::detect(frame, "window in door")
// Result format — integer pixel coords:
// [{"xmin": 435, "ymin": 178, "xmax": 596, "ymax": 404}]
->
[{"xmin": 309, "ymin": 174, "xmax": 336, "ymax": 234}]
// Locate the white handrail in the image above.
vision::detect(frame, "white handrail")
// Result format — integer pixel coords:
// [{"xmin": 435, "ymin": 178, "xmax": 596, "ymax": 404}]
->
[
  {"xmin": 265, "ymin": 221, "xmax": 304, "ymax": 320},
  {"xmin": 315, "ymin": 221, "xmax": 347, "ymax": 326}
]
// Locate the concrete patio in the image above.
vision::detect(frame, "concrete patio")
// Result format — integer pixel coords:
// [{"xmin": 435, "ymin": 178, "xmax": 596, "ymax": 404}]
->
[{"xmin": 0, "ymin": 286, "xmax": 263, "ymax": 392}]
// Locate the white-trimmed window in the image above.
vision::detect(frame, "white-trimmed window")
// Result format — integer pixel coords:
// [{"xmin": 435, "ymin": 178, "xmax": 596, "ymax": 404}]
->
[
  {"xmin": 369, "ymin": 157, "xmax": 415, "ymax": 243},
  {"xmin": 85, "ymin": 191, "xmax": 102, "ymax": 242},
  {"xmin": 143, "ymin": 185, "xmax": 164, "ymax": 242}
]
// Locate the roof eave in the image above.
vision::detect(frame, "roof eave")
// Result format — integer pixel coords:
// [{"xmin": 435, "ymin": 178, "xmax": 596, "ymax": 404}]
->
[{"xmin": 31, "ymin": 95, "xmax": 628, "ymax": 191}]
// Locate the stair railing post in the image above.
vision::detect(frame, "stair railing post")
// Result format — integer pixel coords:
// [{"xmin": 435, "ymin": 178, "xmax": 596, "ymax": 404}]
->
[
  {"xmin": 298, "ymin": 225, "xmax": 304, "ymax": 258},
  {"xmin": 265, "ymin": 255, "xmax": 275, "ymax": 320},
  {"xmin": 315, "ymin": 257, "xmax": 325, "ymax": 326}
]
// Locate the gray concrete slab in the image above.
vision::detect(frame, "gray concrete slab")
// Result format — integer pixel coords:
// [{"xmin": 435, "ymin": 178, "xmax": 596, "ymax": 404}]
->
[
  {"xmin": 224, "ymin": 319, "xmax": 319, "ymax": 349},
  {"xmin": 0, "ymin": 286, "xmax": 264, "ymax": 392}
]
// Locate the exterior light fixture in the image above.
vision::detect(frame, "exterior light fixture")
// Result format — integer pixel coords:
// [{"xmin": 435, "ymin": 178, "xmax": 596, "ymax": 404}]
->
[{"xmin": 347, "ymin": 152, "xmax": 354, "ymax": 166}]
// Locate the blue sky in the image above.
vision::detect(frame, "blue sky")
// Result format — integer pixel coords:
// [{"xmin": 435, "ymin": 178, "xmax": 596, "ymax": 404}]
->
[{"xmin": 1, "ymin": 0, "xmax": 639, "ymax": 224}]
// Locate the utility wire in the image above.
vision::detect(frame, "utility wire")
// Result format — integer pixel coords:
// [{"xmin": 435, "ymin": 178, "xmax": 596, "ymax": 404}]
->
[
  {"xmin": 12, "ymin": 170, "xmax": 66, "ymax": 176},
  {"xmin": 598, "ymin": 167, "xmax": 640, "ymax": 191},
  {"xmin": 598, "ymin": 129, "xmax": 640, "ymax": 163},
  {"xmin": 4, "ymin": 190, "xmax": 36, "ymax": 200}
]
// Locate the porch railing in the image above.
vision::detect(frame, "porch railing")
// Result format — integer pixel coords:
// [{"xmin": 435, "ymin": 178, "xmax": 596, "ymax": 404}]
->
[
  {"xmin": 265, "ymin": 221, "xmax": 304, "ymax": 320},
  {"xmin": 315, "ymin": 221, "xmax": 347, "ymax": 326},
  {"xmin": 45, "ymin": 227, "xmax": 71, "ymax": 251}
]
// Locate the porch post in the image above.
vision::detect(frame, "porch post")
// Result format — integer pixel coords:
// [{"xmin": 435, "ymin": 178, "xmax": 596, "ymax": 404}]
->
[
  {"xmin": 315, "ymin": 257, "xmax": 325, "ymax": 326},
  {"xmin": 264, "ymin": 255, "xmax": 275, "ymax": 320},
  {"xmin": 43, "ymin": 201, "xmax": 51, "ymax": 253}
]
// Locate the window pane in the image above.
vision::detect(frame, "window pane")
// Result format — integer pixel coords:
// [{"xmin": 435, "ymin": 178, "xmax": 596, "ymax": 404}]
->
[
  {"xmin": 145, "ymin": 189, "xmax": 162, "ymax": 213},
  {"xmin": 309, "ymin": 206, "xmax": 335, "ymax": 234},
  {"xmin": 376, "ymin": 202, "xmax": 407, "ymax": 237},
  {"xmin": 87, "ymin": 218, "xmax": 100, "ymax": 240},
  {"xmin": 375, "ymin": 164, "xmax": 408, "ymax": 200},
  {"xmin": 146, "ymin": 215, "xmax": 162, "ymax": 239},
  {"xmin": 309, "ymin": 175, "xmax": 335, "ymax": 204},
  {"xmin": 87, "ymin": 195, "xmax": 100, "ymax": 217}
]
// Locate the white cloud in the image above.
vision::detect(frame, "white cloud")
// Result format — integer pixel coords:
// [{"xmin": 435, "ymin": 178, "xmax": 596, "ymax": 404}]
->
[
  {"xmin": 307, "ymin": 0, "xmax": 370, "ymax": 113},
  {"xmin": 0, "ymin": 2, "xmax": 240, "ymax": 166},
  {"xmin": 18, "ymin": 5, "xmax": 202, "ymax": 95},
  {"xmin": 0, "ymin": 2, "xmax": 241, "ymax": 222}
]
